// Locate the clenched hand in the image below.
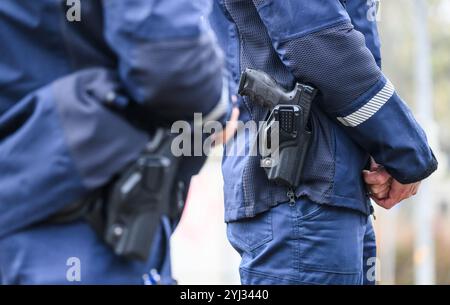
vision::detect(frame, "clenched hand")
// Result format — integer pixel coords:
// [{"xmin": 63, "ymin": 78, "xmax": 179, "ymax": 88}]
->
[{"xmin": 363, "ymin": 158, "xmax": 421, "ymax": 210}]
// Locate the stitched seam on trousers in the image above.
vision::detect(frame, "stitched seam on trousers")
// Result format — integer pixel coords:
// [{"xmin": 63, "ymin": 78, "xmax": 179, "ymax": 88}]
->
[
  {"xmin": 240, "ymin": 267, "xmax": 316, "ymax": 285},
  {"xmin": 291, "ymin": 204, "xmax": 301, "ymax": 280},
  {"xmin": 297, "ymin": 262, "xmax": 361, "ymax": 275}
]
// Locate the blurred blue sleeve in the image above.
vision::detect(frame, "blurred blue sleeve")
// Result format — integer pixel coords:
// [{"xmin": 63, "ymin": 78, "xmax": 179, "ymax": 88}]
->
[
  {"xmin": 102, "ymin": 0, "xmax": 229, "ymax": 122},
  {"xmin": 0, "ymin": 69, "xmax": 150, "ymax": 238}
]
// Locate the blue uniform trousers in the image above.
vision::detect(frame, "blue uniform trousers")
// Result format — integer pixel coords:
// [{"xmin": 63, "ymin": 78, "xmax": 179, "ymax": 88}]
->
[
  {"xmin": 227, "ymin": 199, "xmax": 376, "ymax": 285},
  {"xmin": 0, "ymin": 217, "xmax": 174, "ymax": 285}
]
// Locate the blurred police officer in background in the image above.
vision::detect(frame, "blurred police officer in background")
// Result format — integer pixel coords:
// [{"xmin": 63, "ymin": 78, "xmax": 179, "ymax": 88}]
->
[
  {"xmin": 0, "ymin": 0, "xmax": 230, "ymax": 284},
  {"xmin": 210, "ymin": 0, "xmax": 437, "ymax": 284}
]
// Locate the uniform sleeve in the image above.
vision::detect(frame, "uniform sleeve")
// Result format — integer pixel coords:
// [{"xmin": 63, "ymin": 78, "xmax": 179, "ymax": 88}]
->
[
  {"xmin": 102, "ymin": 0, "xmax": 230, "ymax": 123},
  {"xmin": 251, "ymin": 0, "xmax": 437, "ymax": 183},
  {"xmin": 346, "ymin": 0, "xmax": 382, "ymax": 67},
  {"xmin": 0, "ymin": 69, "xmax": 150, "ymax": 238}
]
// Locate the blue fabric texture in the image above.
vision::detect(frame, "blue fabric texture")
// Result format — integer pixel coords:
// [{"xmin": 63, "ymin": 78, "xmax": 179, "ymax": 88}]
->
[
  {"xmin": 0, "ymin": 0, "xmax": 225, "ymax": 283},
  {"xmin": 227, "ymin": 198, "xmax": 377, "ymax": 285},
  {"xmin": 0, "ymin": 85, "xmax": 87, "ymax": 239},
  {"xmin": 278, "ymin": 22, "xmax": 382, "ymax": 112},
  {"xmin": 332, "ymin": 77, "xmax": 437, "ymax": 184},
  {"xmin": 346, "ymin": 0, "xmax": 382, "ymax": 67},
  {"xmin": 52, "ymin": 68, "xmax": 150, "ymax": 190},
  {"xmin": 0, "ymin": 217, "xmax": 174, "ymax": 284},
  {"xmin": 102, "ymin": 0, "xmax": 225, "ymax": 120},
  {"xmin": 211, "ymin": 0, "xmax": 437, "ymax": 222},
  {"xmin": 0, "ymin": 0, "xmax": 224, "ymax": 236}
]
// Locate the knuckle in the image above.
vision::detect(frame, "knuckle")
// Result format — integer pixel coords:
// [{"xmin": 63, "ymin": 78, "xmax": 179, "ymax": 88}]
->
[
  {"xmin": 387, "ymin": 202, "xmax": 396, "ymax": 209},
  {"xmin": 379, "ymin": 176, "xmax": 389, "ymax": 184},
  {"xmin": 381, "ymin": 204, "xmax": 391, "ymax": 210}
]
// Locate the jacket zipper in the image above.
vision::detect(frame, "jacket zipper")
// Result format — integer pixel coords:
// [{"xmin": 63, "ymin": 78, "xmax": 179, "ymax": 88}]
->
[{"xmin": 287, "ymin": 188, "xmax": 296, "ymax": 206}]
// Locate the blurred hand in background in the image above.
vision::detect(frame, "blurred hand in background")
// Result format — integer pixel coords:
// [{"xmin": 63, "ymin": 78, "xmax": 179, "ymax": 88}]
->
[{"xmin": 212, "ymin": 96, "xmax": 240, "ymax": 146}]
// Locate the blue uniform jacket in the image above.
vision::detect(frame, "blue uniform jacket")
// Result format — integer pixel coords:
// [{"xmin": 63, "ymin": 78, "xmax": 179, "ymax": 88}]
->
[
  {"xmin": 210, "ymin": 0, "xmax": 438, "ymax": 222},
  {"xmin": 0, "ymin": 0, "xmax": 226, "ymax": 238}
]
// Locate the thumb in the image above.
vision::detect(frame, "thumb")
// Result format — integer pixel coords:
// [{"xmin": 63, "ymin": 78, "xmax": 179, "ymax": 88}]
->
[
  {"xmin": 363, "ymin": 167, "xmax": 391, "ymax": 185},
  {"xmin": 370, "ymin": 157, "xmax": 380, "ymax": 172}
]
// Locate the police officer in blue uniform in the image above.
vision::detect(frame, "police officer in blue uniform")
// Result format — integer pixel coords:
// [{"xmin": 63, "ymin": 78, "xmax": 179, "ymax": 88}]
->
[
  {"xmin": 0, "ymin": 0, "xmax": 229, "ymax": 284},
  {"xmin": 210, "ymin": 0, "xmax": 437, "ymax": 284}
]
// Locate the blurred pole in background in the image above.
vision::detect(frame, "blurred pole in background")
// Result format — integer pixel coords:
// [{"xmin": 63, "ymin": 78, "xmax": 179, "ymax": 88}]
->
[
  {"xmin": 377, "ymin": 206, "xmax": 398, "ymax": 284},
  {"xmin": 413, "ymin": 0, "xmax": 436, "ymax": 285}
]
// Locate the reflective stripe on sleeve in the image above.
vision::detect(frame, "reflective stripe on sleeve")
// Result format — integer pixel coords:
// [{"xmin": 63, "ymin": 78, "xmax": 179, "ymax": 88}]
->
[{"xmin": 337, "ymin": 80, "xmax": 395, "ymax": 127}]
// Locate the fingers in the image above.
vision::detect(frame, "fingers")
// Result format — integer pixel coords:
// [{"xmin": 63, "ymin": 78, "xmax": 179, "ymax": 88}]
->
[
  {"xmin": 374, "ymin": 180, "xmax": 422, "ymax": 210},
  {"xmin": 389, "ymin": 180, "xmax": 413, "ymax": 203},
  {"xmin": 363, "ymin": 160, "xmax": 392, "ymax": 202},
  {"xmin": 370, "ymin": 197, "xmax": 390, "ymax": 209},
  {"xmin": 386, "ymin": 180, "xmax": 403, "ymax": 203},
  {"xmin": 222, "ymin": 107, "xmax": 240, "ymax": 143},
  {"xmin": 369, "ymin": 181, "xmax": 391, "ymax": 193},
  {"xmin": 369, "ymin": 183, "xmax": 390, "ymax": 200},
  {"xmin": 363, "ymin": 167, "xmax": 391, "ymax": 185},
  {"xmin": 372, "ymin": 197, "xmax": 397, "ymax": 210},
  {"xmin": 363, "ymin": 159, "xmax": 422, "ymax": 211},
  {"xmin": 212, "ymin": 107, "xmax": 240, "ymax": 146},
  {"xmin": 369, "ymin": 157, "xmax": 380, "ymax": 172},
  {"xmin": 230, "ymin": 106, "xmax": 240, "ymax": 121}
]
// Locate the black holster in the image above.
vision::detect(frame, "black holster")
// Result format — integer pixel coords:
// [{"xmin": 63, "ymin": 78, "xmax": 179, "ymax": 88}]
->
[{"xmin": 49, "ymin": 129, "xmax": 186, "ymax": 262}]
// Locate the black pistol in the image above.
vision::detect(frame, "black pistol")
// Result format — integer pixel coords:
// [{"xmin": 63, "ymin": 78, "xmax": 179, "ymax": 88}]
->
[{"xmin": 238, "ymin": 68, "xmax": 318, "ymax": 188}]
